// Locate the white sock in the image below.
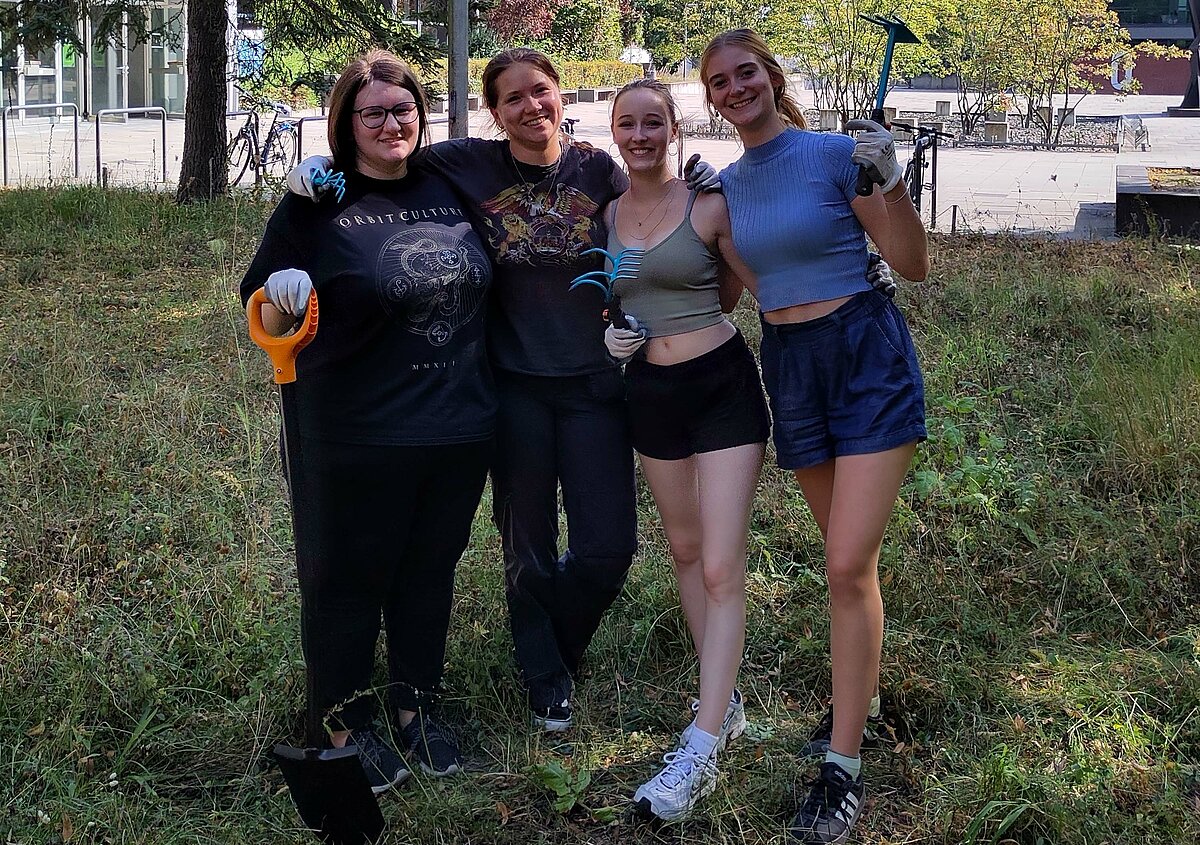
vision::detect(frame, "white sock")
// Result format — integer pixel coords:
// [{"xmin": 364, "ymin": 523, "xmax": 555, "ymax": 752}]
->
[
  {"xmin": 868, "ymin": 694, "xmax": 881, "ymax": 719},
  {"xmin": 685, "ymin": 724, "xmax": 719, "ymax": 760},
  {"xmin": 825, "ymin": 749, "xmax": 861, "ymax": 778}
]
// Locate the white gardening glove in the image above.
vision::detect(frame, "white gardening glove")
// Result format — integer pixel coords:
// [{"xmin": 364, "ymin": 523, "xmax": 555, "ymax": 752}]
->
[
  {"xmin": 263, "ymin": 268, "xmax": 313, "ymax": 317},
  {"xmin": 683, "ymin": 154, "xmax": 721, "ymax": 193},
  {"xmin": 845, "ymin": 119, "xmax": 903, "ymax": 195},
  {"xmin": 287, "ymin": 155, "xmax": 334, "ymax": 200},
  {"xmin": 867, "ymin": 252, "xmax": 897, "ymax": 297},
  {"xmin": 604, "ymin": 314, "xmax": 648, "ymax": 362}
]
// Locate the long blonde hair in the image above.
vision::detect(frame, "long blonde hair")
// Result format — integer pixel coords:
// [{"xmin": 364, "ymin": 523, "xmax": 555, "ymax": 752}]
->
[{"xmin": 700, "ymin": 29, "xmax": 807, "ymax": 130}]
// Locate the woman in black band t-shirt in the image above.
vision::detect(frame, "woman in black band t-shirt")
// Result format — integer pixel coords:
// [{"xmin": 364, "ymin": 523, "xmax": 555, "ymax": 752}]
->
[
  {"xmin": 241, "ymin": 50, "xmax": 494, "ymax": 790},
  {"xmin": 436, "ymin": 51, "xmax": 635, "ymax": 732}
]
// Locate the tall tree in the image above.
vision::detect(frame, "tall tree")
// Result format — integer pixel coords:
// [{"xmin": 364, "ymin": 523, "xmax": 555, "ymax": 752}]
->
[
  {"xmin": 175, "ymin": 0, "xmax": 228, "ymax": 202},
  {"xmin": 549, "ymin": 0, "xmax": 622, "ymax": 60},
  {"xmin": 486, "ymin": 0, "xmax": 562, "ymax": 45},
  {"xmin": 766, "ymin": 0, "xmax": 946, "ymax": 121}
]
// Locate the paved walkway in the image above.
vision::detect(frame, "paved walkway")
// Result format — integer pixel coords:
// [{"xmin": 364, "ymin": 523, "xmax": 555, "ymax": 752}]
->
[{"xmin": 1, "ymin": 85, "xmax": 1195, "ymax": 237}]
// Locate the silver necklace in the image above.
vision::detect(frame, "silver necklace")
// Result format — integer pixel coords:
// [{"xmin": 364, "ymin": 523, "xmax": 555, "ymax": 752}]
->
[{"xmin": 510, "ymin": 141, "xmax": 564, "ymax": 217}]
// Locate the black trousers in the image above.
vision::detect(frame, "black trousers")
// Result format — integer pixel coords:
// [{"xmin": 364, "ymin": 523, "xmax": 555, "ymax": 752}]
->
[
  {"xmin": 490, "ymin": 369, "xmax": 638, "ymax": 689},
  {"xmin": 292, "ymin": 437, "xmax": 491, "ymax": 729}
]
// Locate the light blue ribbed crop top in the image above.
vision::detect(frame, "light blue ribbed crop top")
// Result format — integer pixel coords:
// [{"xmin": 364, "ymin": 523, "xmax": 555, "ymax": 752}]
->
[{"xmin": 720, "ymin": 129, "xmax": 870, "ymax": 312}]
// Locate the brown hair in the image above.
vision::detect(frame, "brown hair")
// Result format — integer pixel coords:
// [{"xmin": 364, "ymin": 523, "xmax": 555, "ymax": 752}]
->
[
  {"xmin": 481, "ymin": 48, "xmax": 562, "ymax": 111},
  {"xmin": 326, "ymin": 49, "xmax": 430, "ymax": 169},
  {"xmin": 700, "ymin": 29, "xmax": 807, "ymax": 130},
  {"xmin": 611, "ymin": 78, "xmax": 681, "ymax": 133}
]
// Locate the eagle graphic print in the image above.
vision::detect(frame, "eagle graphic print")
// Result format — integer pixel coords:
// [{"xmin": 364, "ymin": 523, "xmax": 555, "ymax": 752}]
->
[{"xmin": 479, "ymin": 182, "xmax": 599, "ymax": 266}]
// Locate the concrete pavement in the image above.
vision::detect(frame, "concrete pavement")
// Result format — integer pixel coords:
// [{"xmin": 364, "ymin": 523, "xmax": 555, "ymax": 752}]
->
[{"xmin": 1, "ymin": 84, "xmax": 1195, "ymax": 238}]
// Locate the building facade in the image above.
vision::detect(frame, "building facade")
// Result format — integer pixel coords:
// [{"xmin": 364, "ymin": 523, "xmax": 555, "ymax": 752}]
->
[{"xmin": 0, "ymin": 1, "xmax": 239, "ymax": 117}]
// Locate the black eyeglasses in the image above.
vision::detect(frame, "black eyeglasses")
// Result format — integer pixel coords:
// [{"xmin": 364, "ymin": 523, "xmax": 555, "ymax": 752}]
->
[{"xmin": 354, "ymin": 102, "xmax": 419, "ymax": 129}]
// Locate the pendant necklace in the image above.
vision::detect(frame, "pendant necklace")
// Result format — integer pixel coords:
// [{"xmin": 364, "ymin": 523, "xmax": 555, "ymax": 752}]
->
[
  {"xmin": 510, "ymin": 140, "xmax": 564, "ymax": 218},
  {"xmin": 625, "ymin": 179, "xmax": 678, "ymax": 242},
  {"xmin": 633, "ymin": 180, "xmax": 677, "ymax": 228}
]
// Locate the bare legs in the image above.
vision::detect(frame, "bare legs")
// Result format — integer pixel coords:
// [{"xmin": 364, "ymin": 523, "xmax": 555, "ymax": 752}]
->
[
  {"xmin": 793, "ymin": 443, "xmax": 915, "ymax": 758},
  {"xmin": 640, "ymin": 443, "xmax": 764, "ymax": 736}
]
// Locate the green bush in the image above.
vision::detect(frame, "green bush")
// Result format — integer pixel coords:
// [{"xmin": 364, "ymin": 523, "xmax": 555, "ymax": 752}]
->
[{"xmin": 241, "ymin": 82, "xmax": 318, "ymax": 111}]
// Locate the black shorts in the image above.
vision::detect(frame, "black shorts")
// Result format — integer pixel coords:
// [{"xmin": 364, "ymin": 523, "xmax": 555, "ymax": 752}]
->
[{"xmin": 625, "ymin": 330, "xmax": 770, "ymax": 461}]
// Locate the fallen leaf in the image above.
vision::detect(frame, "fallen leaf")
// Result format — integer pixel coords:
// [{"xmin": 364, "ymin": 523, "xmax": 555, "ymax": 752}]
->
[
  {"xmin": 62, "ymin": 814, "xmax": 74, "ymax": 842},
  {"xmin": 26, "ymin": 722, "xmax": 45, "ymax": 737},
  {"xmin": 496, "ymin": 801, "xmax": 511, "ymax": 825}
]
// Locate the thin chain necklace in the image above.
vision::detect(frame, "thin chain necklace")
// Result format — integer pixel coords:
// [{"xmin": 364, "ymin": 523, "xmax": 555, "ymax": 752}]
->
[
  {"xmin": 509, "ymin": 140, "xmax": 564, "ymax": 217},
  {"xmin": 631, "ymin": 179, "xmax": 677, "ymax": 227},
  {"xmin": 623, "ymin": 179, "xmax": 679, "ymax": 242}
]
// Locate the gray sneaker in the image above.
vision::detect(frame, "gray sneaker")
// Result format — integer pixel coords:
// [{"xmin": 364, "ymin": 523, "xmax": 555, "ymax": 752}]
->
[
  {"xmin": 346, "ymin": 727, "xmax": 411, "ymax": 794},
  {"xmin": 799, "ymin": 708, "xmax": 887, "ymax": 758}
]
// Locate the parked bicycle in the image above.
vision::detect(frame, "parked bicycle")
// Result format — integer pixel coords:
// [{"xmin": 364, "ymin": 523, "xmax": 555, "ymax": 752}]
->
[
  {"xmin": 227, "ymin": 85, "xmax": 298, "ymax": 186},
  {"xmin": 892, "ymin": 122, "xmax": 951, "ymax": 216}
]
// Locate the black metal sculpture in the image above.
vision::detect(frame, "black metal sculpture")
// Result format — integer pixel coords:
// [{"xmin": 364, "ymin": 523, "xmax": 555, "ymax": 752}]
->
[{"xmin": 1183, "ymin": 0, "xmax": 1200, "ymax": 109}]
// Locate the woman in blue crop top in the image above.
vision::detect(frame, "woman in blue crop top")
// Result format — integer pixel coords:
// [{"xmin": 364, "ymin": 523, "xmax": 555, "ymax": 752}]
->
[
  {"xmin": 701, "ymin": 28, "xmax": 931, "ymax": 845},
  {"xmin": 598, "ymin": 79, "xmax": 769, "ymax": 823}
]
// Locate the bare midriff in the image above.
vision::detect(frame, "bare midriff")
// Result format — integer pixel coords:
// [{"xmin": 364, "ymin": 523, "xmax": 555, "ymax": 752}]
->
[
  {"xmin": 643, "ymin": 319, "xmax": 737, "ymax": 366},
  {"xmin": 762, "ymin": 293, "xmax": 854, "ymax": 326}
]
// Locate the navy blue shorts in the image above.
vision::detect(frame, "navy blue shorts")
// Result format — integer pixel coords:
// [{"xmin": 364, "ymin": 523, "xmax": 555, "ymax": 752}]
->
[
  {"xmin": 625, "ymin": 330, "xmax": 770, "ymax": 461},
  {"xmin": 759, "ymin": 290, "xmax": 926, "ymax": 470}
]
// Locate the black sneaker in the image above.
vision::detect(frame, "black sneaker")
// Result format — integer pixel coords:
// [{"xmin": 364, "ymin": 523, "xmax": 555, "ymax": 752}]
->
[
  {"xmin": 400, "ymin": 711, "xmax": 463, "ymax": 777},
  {"xmin": 799, "ymin": 708, "xmax": 887, "ymax": 758},
  {"xmin": 788, "ymin": 761, "xmax": 865, "ymax": 845},
  {"xmin": 528, "ymin": 674, "xmax": 573, "ymax": 733},
  {"xmin": 346, "ymin": 727, "xmax": 410, "ymax": 794}
]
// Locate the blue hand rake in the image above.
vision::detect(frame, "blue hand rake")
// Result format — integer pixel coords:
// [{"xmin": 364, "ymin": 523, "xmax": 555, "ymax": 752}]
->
[
  {"xmin": 568, "ymin": 247, "xmax": 645, "ymax": 329},
  {"xmin": 311, "ymin": 167, "xmax": 346, "ymax": 203}
]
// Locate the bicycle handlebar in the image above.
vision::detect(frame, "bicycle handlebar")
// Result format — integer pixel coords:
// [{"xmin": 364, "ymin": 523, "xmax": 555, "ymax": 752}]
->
[
  {"xmin": 234, "ymin": 84, "xmax": 293, "ymax": 117},
  {"xmin": 891, "ymin": 121, "xmax": 952, "ymax": 140}
]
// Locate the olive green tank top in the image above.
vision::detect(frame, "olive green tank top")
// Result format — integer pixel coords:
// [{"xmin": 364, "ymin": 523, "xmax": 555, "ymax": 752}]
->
[{"xmin": 607, "ymin": 191, "xmax": 723, "ymax": 338}]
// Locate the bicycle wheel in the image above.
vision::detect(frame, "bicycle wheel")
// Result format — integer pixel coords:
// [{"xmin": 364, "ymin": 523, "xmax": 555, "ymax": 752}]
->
[
  {"xmin": 228, "ymin": 132, "xmax": 254, "ymax": 187},
  {"xmin": 264, "ymin": 129, "xmax": 297, "ymax": 179},
  {"xmin": 904, "ymin": 156, "xmax": 921, "ymax": 207}
]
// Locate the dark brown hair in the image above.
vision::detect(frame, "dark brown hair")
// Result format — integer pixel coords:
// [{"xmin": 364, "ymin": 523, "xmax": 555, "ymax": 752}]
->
[
  {"xmin": 326, "ymin": 49, "xmax": 430, "ymax": 169},
  {"xmin": 700, "ymin": 29, "xmax": 808, "ymax": 130}
]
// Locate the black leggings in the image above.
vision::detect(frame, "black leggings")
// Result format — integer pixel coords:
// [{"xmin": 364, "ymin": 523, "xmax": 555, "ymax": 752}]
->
[
  {"xmin": 292, "ymin": 437, "xmax": 491, "ymax": 729},
  {"xmin": 490, "ymin": 369, "xmax": 637, "ymax": 687}
]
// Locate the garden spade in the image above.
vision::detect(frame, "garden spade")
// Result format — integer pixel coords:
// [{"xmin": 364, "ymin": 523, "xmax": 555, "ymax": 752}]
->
[
  {"xmin": 246, "ymin": 289, "xmax": 385, "ymax": 845},
  {"xmin": 855, "ymin": 14, "xmax": 921, "ymax": 196}
]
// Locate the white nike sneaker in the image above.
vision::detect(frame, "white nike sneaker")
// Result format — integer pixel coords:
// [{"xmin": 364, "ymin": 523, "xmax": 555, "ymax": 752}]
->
[{"xmin": 632, "ymin": 745, "xmax": 719, "ymax": 822}]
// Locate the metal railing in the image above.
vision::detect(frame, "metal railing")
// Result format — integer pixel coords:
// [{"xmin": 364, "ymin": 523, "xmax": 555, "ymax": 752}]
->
[
  {"xmin": 294, "ymin": 115, "xmax": 328, "ymax": 162},
  {"xmin": 95, "ymin": 107, "xmax": 168, "ymax": 184},
  {"xmin": 2, "ymin": 103, "xmax": 80, "ymax": 185}
]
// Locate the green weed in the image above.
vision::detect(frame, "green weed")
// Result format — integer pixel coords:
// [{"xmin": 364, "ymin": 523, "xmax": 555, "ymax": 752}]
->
[{"xmin": 1, "ymin": 189, "xmax": 1197, "ymax": 844}]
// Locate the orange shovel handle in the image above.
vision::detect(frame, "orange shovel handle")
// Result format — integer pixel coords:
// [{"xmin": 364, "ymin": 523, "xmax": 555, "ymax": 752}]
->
[{"xmin": 246, "ymin": 288, "xmax": 319, "ymax": 384}]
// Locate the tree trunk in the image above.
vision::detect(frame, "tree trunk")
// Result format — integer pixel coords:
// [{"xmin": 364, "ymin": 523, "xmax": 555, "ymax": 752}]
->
[{"xmin": 176, "ymin": 0, "xmax": 229, "ymax": 203}]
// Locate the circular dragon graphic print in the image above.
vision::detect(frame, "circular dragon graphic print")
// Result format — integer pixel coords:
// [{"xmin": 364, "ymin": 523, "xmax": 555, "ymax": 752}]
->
[{"xmin": 376, "ymin": 226, "xmax": 489, "ymax": 346}]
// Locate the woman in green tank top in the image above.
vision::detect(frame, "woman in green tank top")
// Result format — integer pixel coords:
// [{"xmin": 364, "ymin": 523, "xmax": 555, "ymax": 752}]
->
[{"xmin": 599, "ymin": 78, "xmax": 769, "ymax": 823}]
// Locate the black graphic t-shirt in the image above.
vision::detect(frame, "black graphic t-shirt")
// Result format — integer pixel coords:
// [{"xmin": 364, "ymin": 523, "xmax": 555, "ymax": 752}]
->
[
  {"xmin": 240, "ymin": 169, "xmax": 495, "ymax": 446},
  {"xmin": 423, "ymin": 138, "xmax": 629, "ymax": 376}
]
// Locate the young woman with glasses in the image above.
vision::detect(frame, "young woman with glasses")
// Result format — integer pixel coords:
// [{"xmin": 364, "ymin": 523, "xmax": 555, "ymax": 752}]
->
[{"xmin": 241, "ymin": 49, "xmax": 494, "ymax": 791}]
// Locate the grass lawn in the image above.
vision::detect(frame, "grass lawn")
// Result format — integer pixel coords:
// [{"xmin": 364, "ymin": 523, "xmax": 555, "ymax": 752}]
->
[{"xmin": 1, "ymin": 187, "xmax": 1198, "ymax": 844}]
